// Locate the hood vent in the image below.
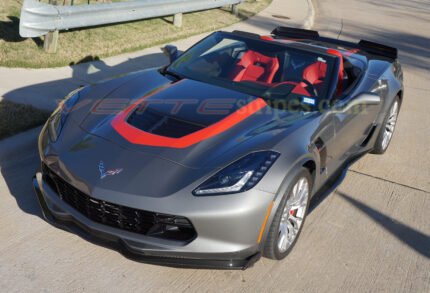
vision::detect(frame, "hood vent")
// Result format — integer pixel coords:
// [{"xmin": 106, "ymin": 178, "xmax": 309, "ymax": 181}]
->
[{"xmin": 127, "ymin": 109, "xmax": 205, "ymax": 138}]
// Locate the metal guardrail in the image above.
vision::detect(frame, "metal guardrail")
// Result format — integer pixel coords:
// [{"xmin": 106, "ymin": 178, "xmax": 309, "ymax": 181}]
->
[{"xmin": 19, "ymin": 0, "xmax": 243, "ymax": 38}]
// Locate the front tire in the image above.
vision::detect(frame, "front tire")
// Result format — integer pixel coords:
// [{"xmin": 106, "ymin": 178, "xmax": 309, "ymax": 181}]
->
[
  {"xmin": 263, "ymin": 168, "xmax": 312, "ymax": 260},
  {"xmin": 371, "ymin": 96, "xmax": 400, "ymax": 154}
]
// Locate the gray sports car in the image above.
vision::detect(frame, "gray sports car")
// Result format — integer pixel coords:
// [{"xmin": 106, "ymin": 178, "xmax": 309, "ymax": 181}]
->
[{"xmin": 33, "ymin": 27, "xmax": 403, "ymax": 269}]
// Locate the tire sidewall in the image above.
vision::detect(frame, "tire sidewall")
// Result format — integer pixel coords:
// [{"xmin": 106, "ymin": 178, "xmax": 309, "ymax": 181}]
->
[
  {"xmin": 373, "ymin": 96, "xmax": 401, "ymax": 154},
  {"xmin": 266, "ymin": 168, "xmax": 313, "ymax": 260}
]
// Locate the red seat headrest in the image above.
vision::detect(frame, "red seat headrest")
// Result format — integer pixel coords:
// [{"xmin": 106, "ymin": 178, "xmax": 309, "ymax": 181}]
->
[
  {"xmin": 260, "ymin": 36, "xmax": 274, "ymax": 41},
  {"xmin": 302, "ymin": 61, "xmax": 327, "ymax": 85},
  {"xmin": 233, "ymin": 50, "xmax": 279, "ymax": 83}
]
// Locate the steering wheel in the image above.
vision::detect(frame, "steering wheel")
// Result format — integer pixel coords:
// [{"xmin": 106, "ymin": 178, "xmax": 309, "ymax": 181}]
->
[{"xmin": 300, "ymin": 78, "xmax": 319, "ymax": 97}]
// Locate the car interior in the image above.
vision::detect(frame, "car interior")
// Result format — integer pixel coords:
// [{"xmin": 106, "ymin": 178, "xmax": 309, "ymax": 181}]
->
[{"xmin": 191, "ymin": 40, "xmax": 362, "ymax": 100}]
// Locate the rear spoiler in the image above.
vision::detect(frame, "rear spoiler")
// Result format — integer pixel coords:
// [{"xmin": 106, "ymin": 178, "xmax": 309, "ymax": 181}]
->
[{"xmin": 271, "ymin": 26, "xmax": 398, "ymax": 60}]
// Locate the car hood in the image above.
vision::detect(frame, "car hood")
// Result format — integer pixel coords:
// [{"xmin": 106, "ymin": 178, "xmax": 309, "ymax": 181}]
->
[
  {"xmin": 68, "ymin": 69, "xmax": 309, "ymax": 169},
  {"xmin": 46, "ymin": 129, "xmax": 210, "ymax": 198}
]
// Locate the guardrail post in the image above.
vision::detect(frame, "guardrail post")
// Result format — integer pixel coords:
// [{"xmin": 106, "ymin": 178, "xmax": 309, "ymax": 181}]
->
[
  {"xmin": 231, "ymin": 4, "xmax": 239, "ymax": 16},
  {"xmin": 43, "ymin": 0, "xmax": 59, "ymax": 53},
  {"xmin": 44, "ymin": 30, "xmax": 59, "ymax": 53},
  {"xmin": 173, "ymin": 13, "xmax": 183, "ymax": 27}
]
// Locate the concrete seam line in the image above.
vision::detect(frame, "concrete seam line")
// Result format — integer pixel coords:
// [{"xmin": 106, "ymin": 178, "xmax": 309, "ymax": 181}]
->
[
  {"xmin": 303, "ymin": 0, "xmax": 315, "ymax": 29},
  {"xmin": 348, "ymin": 170, "xmax": 430, "ymax": 195}
]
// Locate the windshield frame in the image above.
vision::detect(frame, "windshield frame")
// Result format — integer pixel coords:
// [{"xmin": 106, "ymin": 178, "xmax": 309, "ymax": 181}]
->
[{"xmin": 166, "ymin": 31, "xmax": 340, "ymax": 108}]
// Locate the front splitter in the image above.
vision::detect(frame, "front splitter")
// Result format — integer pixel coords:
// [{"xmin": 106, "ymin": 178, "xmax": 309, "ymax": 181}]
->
[{"xmin": 33, "ymin": 175, "xmax": 261, "ymax": 270}]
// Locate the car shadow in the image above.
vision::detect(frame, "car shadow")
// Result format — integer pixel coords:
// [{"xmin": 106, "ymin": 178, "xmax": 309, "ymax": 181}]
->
[
  {"xmin": 337, "ymin": 191, "xmax": 430, "ymax": 259},
  {"xmin": 308, "ymin": 184, "xmax": 430, "ymax": 259},
  {"xmin": 0, "ymin": 140, "xmax": 42, "ymax": 217},
  {"xmin": 307, "ymin": 159, "xmax": 430, "ymax": 259}
]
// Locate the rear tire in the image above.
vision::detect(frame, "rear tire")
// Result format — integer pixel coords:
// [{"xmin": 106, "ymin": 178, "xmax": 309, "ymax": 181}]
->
[
  {"xmin": 371, "ymin": 96, "xmax": 400, "ymax": 154},
  {"xmin": 263, "ymin": 168, "xmax": 312, "ymax": 260}
]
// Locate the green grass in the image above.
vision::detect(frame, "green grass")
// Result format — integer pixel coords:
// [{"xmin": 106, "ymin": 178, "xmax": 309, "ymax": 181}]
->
[
  {"xmin": 0, "ymin": 100, "xmax": 50, "ymax": 140},
  {"xmin": 0, "ymin": 0, "xmax": 271, "ymax": 68}
]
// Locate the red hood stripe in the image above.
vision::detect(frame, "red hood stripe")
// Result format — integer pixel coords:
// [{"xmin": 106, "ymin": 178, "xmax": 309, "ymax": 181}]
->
[{"xmin": 111, "ymin": 97, "xmax": 267, "ymax": 148}]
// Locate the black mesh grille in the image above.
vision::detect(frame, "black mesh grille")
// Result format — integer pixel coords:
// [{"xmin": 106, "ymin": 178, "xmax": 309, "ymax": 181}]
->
[
  {"xmin": 42, "ymin": 164, "xmax": 196, "ymax": 241},
  {"xmin": 127, "ymin": 109, "xmax": 205, "ymax": 138}
]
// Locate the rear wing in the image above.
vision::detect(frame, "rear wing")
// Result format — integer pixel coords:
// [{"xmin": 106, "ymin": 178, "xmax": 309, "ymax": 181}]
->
[{"xmin": 271, "ymin": 26, "xmax": 398, "ymax": 60}]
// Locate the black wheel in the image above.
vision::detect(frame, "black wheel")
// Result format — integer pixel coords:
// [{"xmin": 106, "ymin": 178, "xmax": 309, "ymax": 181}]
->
[
  {"xmin": 263, "ymin": 168, "xmax": 312, "ymax": 260},
  {"xmin": 371, "ymin": 96, "xmax": 400, "ymax": 154}
]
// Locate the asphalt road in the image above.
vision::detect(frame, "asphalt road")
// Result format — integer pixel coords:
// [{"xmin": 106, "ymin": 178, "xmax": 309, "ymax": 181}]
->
[{"xmin": 1, "ymin": 0, "xmax": 429, "ymax": 292}]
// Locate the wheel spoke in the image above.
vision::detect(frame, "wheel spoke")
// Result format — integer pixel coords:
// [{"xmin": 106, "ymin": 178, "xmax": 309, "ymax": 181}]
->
[
  {"xmin": 298, "ymin": 182, "xmax": 308, "ymax": 204},
  {"xmin": 289, "ymin": 214, "xmax": 303, "ymax": 227},
  {"xmin": 278, "ymin": 222, "xmax": 289, "ymax": 251},
  {"xmin": 277, "ymin": 176, "xmax": 310, "ymax": 253},
  {"xmin": 388, "ymin": 116, "xmax": 397, "ymax": 124},
  {"xmin": 386, "ymin": 125, "xmax": 394, "ymax": 132},
  {"xmin": 286, "ymin": 221, "xmax": 296, "ymax": 243},
  {"xmin": 381, "ymin": 101, "xmax": 399, "ymax": 150}
]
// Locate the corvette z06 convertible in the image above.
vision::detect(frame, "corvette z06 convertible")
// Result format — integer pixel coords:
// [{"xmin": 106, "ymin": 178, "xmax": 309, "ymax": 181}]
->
[{"xmin": 33, "ymin": 27, "xmax": 403, "ymax": 269}]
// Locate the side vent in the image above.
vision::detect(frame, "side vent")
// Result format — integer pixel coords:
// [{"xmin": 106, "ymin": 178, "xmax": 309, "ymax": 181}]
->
[
  {"xmin": 361, "ymin": 124, "xmax": 377, "ymax": 147},
  {"xmin": 314, "ymin": 137, "xmax": 327, "ymax": 175}
]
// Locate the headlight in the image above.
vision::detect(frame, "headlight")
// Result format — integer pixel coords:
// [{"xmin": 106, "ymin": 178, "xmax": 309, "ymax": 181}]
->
[
  {"xmin": 193, "ymin": 151, "xmax": 280, "ymax": 196},
  {"xmin": 48, "ymin": 87, "xmax": 83, "ymax": 142}
]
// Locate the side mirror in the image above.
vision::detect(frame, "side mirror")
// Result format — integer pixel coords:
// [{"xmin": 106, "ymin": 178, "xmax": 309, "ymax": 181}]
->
[
  {"xmin": 334, "ymin": 92, "xmax": 381, "ymax": 113},
  {"xmin": 161, "ymin": 45, "xmax": 180, "ymax": 63}
]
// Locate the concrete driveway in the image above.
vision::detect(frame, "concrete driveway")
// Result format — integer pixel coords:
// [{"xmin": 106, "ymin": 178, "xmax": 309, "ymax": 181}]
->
[{"xmin": 1, "ymin": 0, "xmax": 429, "ymax": 292}]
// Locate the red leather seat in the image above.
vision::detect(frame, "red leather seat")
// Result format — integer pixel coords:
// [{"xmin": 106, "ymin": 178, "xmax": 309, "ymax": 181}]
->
[
  {"xmin": 302, "ymin": 49, "xmax": 344, "ymax": 94},
  {"xmin": 302, "ymin": 61, "xmax": 327, "ymax": 87},
  {"xmin": 231, "ymin": 51, "xmax": 279, "ymax": 83}
]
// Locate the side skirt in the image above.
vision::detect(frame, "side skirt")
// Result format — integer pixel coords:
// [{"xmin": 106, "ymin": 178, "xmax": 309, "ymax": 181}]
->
[{"xmin": 309, "ymin": 150, "xmax": 369, "ymax": 213}]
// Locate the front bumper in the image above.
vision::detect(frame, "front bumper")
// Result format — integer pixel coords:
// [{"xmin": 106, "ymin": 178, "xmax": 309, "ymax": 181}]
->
[{"xmin": 33, "ymin": 172, "xmax": 273, "ymax": 269}]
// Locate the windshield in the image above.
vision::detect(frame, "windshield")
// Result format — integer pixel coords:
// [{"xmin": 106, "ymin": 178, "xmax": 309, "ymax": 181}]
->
[{"xmin": 168, "ymin": 32, "xmax": 336, "ymax": 104}]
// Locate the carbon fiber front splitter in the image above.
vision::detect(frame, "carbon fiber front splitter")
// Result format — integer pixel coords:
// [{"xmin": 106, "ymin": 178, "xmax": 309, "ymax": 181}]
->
[{"xmin": 33, "ymin": 175, "xmax": 261, "ymax": 270}]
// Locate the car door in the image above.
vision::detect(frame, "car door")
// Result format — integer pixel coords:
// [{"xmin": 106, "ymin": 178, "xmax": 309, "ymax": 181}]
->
[{"xmin": 326, "ymin": 93, "xmax": 382, "ymax": 172}]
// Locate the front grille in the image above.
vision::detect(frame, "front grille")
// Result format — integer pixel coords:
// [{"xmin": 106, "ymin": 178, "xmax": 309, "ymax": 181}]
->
[{"xmin": 42, "ymin": 164, "xmax": 196, "ymax": 242}]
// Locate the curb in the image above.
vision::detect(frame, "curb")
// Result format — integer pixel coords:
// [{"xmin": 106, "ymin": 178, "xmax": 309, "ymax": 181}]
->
[{"xmin": 303, "ymin": 0, "xmax": 316, "ymax": 29}]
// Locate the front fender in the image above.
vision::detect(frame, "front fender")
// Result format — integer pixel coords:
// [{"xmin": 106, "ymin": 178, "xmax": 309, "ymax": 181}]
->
[{"xmin": 257, "ymin": 155, "xmax": 318, "ymax": 250}]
